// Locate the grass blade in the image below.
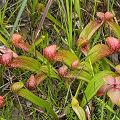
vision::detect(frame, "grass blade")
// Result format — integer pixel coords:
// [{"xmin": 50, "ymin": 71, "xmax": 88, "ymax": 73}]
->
[
  {"xmin": 66, "ymin": 0, "xmax": 72, "ymax": 49},
  {"xmin": 6, "ymin": 4, "xmax": 21, "ymax": 23},
  {"xmin": 73, "ymin": 0, "xmax": 82, "ymax": 31},
  {"xmin": 9, "ymin": 0, "xmax": 27, "ymax": 42},
  {"xmin": 2, "ymin": 0, "xmax": 9, "ymax": 23},
  {"xmin": 32, "ymin": 0, "xmax": 38, "ymax": 13},
  {"xmin": 0, "ymin": 35, "xmax": 9, "ymax": 48},
  {"xmin": 35, "ymin": 0, "xmax": 52, "ymax": 40}
]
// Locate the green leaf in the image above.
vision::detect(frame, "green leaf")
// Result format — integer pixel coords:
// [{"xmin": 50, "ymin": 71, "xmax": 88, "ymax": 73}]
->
[
  {"xmin": 81, "ymin": 70, "xmax": 116, "ymax": 107},
  {"xmin": 107, "ymin": 21, "xmax": 120, "ymax": 39},
  {"xmin": 55, "ymin": 50, "xmax": 79, "ymax": 67},
  {"xmin": 65, "ymin": 70, "xmax": 91, "ymax": 82},
  {"xmin": 11, "ymin": 83, "xmax": 59, "ymax": 120},
  {"xmin": 37, "ymin": 65, "xmax": 60, "ymax": 80},
  {"xmin": 85, "ymin": 44, "xmax": 111, "ymax": 64},
  {"xmin": 10, "ymin": 56, "xmax": 41, "ymax": 72},
  {"xmin": 79, "ymin": 20, "xmax": 103, "ymax": 40},
  {"xmin": 72, "ymin": 97, "xmax": 86, "ymax": 120},
  {"xmin": 0, "ymin": 35, "xmax": 9, "ymax": 48}
]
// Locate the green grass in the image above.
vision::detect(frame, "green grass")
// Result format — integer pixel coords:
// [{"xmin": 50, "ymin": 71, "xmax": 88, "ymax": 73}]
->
[{"xmin": 0, "ymin": 0, "xmax": 120, "ymax": 120}]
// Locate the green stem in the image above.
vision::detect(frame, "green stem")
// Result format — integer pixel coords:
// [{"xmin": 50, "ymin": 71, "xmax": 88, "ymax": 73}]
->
[
  {"xmin": 3, "ymin": 91, "xmax": 10, "ymax": 98},
  {"xmin": 100, "ymin": 94, "xmax": 106, "ymax": 120},
  {"xmin": 93, "ymin": 0, "xmax": 97, "ymax": 20},
  {"xmin": 74, "ymin": 81, "xmax": 82, "ymax": 99},
  {"xmin": 108, "ymin": 0, "xmax": 110, "ymax": 11},
  {"xmin": 110, "ymin": 0, "xmax": 114, "ymax": 11}
]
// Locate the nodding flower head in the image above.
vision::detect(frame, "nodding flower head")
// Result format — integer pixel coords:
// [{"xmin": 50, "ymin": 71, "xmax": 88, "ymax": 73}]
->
[
  {"xmin": 104, "ymin": 12, "xmax": 114, "ymax": 21},
  {"xmin": 0, "ymin": 46, "xmax": 18, "ymax": 58},
  {"xmin": 12, "ymin": 34, "xmax": 23, "ymax": 45},
  {"xmin": 26, "ymin": 74, "xmax": 37, "ymax": 90},
  {"xmin": 44, "ymin": 44, "xmax": 57, "ymax": 61},
  {"xmin": 0, "ymin": 96, "xmax": 4, "ymax": 109},
  {"xmin": 58, "ymin": 66, "xmax": 68, "ymax": 77},
  {"xmin": 96, "ymin": 12, "xmax": 114, "ymax": 21},
  {"xmin": 0, "ymin": 52, "xmax": 13, "ymax": 66},
  {"xmin": 106, "ymin": 37, "xmax": 120, "ymax": 53},
  {"xmin": 12, "ymin": 34, "xmax": 30, "ymax": 52},
  {"xmin": 76, "ymin": 37, "xmax": 89, "ymax": 56},
  {"xmin": 96, "ymin": 12, "xmax": 105, "ymax": 21},
  {"xmin": 71, "ymin": 60, "xmax": 79, "ymax": 69}
]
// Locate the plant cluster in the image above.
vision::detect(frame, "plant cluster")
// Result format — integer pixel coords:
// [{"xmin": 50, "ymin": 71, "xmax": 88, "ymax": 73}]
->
[{"xmin": 0, "ymin": 0, "xmax": 120, "ymax": 120}]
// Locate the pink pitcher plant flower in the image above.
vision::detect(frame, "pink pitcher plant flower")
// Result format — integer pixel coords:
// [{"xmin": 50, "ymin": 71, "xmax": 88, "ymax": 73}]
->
[
  {"xmin": 96, "ymin": 12, "xmax": 105, "ymax": 21},
  {"xmin": 97, "ymin": 75, "xmax": 120, "ymax": 105},
  {"xmin": 71, "ymin": 60, "xmax": 79, "ymax": 69},
  {"xmin": 106, "ymin": 37, "xmax": 120, "ymax": 53},
  {"xmin": 58, "ymin": 66, "xmax": 68, "ymax": 77},
  {"xmin": 0, "ymin": 51, "xmax": 13, "ymax": 67},
  {"xmin": 76, "ymin": 37, "xmax": 89, "ymax": 56},
  {"xmin": 26, "ymin": 73, "xmax": 47, "ymax": 90},
  {"xmin": 26, "ymin": 74, "xmax": 37, "ymax": 90},
  {"xmin": 104, "ymin": 12, "xmax": 114, "ymax": 21},
  {"xmin": 12, "ymin": 34, "xmax": 31, "ymax": 52},
  {"xmin": 96, "ymin": 12, "xmax": 114, "ymax": 22},
  {"xmin": 0, "ymin": 46, "xmax": 18, "ymax": 58},
  {"xmin": 44, "ymin": 44, "xmax": 57, "ymax": 61},
  {"xmin": 0, "ymin": 47, "xmax": 18, "ymax": 67}
]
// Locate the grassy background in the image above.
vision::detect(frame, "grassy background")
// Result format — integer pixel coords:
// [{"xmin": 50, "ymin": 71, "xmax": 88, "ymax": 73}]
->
[{"xmin": 0, "ymin": 0, "xmax": 120, "ymax": 120}]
